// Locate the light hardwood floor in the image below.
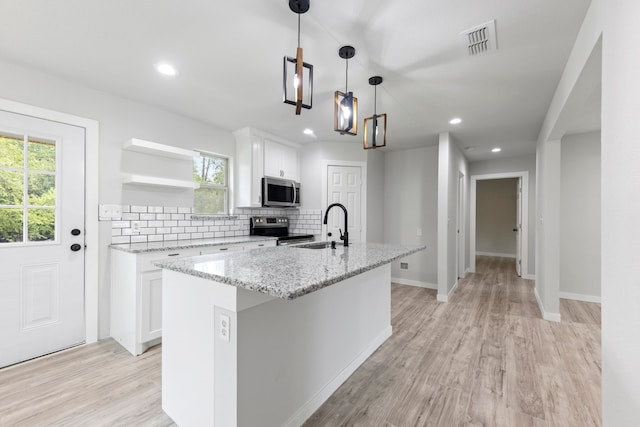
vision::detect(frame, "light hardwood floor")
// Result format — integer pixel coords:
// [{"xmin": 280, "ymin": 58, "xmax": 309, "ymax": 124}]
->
[{"xmin": 0, "ymin": 257, "xmax": 600, "ymax": 426}]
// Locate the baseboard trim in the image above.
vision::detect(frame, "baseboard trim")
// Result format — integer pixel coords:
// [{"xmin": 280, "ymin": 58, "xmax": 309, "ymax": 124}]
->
[
  {"xmin": 391, "ymin": 278, "xmax": 437, "ymax": 290},
  {"xmin": 283, "ymin": 325, "xmax": 393, "ymax": 427},
  {"xmin": 522, "ymin": 274, "xmax": 536, "ymax": 280},
  {"xmin": 534, "ymin": 287, "xmax": 561, "ymax": 322},
  {"xmin": 559, "ymin": 292, "xmax": 601, "ymax": 304},
  {"xmin": 476, "ymin": 251, "xmax": 516, "ymax": 259},
  {"xmin": 437, "ymin": 280, "xmax": 459, "ymax": 303}
]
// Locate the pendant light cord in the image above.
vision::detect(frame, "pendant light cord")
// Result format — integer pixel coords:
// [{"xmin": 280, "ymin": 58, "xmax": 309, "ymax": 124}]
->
[
  {"xmin": 345, "ymin": 58, "xmax": 349, "ymax": 93},
  {"xmin": 374, "ymin": 84, "xmax": 377, "ymax": 116},
  {"xmin": 297, "ymin": 14, "xmax": 301, "ymax": 48}
]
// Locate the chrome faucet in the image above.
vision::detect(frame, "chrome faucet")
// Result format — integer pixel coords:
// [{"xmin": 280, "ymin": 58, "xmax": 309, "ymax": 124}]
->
[{"xmin": 323, "ymin": 203, "xmax": 349, "ymax": 247}]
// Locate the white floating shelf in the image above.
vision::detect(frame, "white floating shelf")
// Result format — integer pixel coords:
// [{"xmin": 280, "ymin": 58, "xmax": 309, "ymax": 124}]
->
[
  {"xmin": 122, "ymin": 174, "xmax": 200, "ymax": 189},
  {"xmin": 123, "ymin": 138, "xmax": 198, "ymax": 160}
]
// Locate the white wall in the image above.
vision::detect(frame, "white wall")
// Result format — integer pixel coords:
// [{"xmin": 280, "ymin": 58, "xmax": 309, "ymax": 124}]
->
[
  {"xmin": 469, "ymin": 154, "xmax": 536, "ymax": 274},
  {"xmin": 383, "ymin": 146, "xmax": 438, "ymax": 286},
  {"xmin": 365, "ymin": 149, "xmax": 385, "ymax": 243},
  {"xmin": 560, "ymin": 131, "xmax": 601, "ymax": 300},
  {"xmin": 476, "ymin": 179, "xmax": 517, "ymax": 257},
  {"xmin": 298, "ymin": 141, "xmax": 365, "ymax": 211},
  {"xmin": 0, "ymin": 60, "xmax": 236, "ymax": 338},
  {"xmin": 437, "ymin": 133, "xmax": 468, "ymax": 300},
  {"xmin": 601, "ymin": 0, "xmax": 640, "ymax": 422}
]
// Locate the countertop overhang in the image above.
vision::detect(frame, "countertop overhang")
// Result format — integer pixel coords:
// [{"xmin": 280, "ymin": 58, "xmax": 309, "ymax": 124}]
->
[{"xmin": 156, "ymin": 242, "xmax": 426, "ymax": 300}]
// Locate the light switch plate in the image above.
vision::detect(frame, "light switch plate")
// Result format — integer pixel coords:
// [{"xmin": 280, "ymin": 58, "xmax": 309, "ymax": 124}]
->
[{"xmin": 99, "ymin": 204, "xmax": 122, "ymax": 220}]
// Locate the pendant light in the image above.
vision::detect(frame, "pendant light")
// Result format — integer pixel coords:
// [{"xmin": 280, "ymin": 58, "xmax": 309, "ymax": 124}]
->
[
  {"xmin": 282, "ymin": 0, "xmax": 313, "ymax": 115},
  {"xmin": 363, "ymin": 76, "xmax": 387, "ymax": 149},
  {"xmin": 334, "ymin": 46, "xmax": 358, "ymax": 135}
]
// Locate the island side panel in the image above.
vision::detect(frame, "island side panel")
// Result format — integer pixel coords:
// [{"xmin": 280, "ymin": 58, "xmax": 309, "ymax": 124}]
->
[
  {"xmin": 162, "ymin": 269, "xmax": 239, "ymax": 427},
  {"xmin": 236, "ymin": 264, "xmax": 392, "ymax": 427}
]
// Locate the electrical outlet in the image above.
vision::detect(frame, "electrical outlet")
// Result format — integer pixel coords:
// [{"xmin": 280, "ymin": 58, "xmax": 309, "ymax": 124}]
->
[
  {"xmin": 400, "ymin": 262, "xmax": 408, "ymax": 270},
  {"xmin": 220, "ymin": 314, "xmax": 230, "ymax": 342},
  {"xmin": 131, "ymin": 221, "xmax": 141, "ymax": 233}
]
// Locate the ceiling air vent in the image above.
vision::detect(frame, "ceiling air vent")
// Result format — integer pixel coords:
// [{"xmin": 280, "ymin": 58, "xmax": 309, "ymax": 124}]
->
[{"xmin": 461, "ymin": 20, "xmax": 497, "ymax": 56}]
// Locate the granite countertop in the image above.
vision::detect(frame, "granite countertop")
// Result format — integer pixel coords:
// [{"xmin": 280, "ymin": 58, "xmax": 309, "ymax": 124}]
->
[
  {"xmin": 156, "ymin": 242, "xmax": 426, "ymax": 300},
  {"xmin": 109, "ymin": 235, "xmax": 277, "ymax": 254}
]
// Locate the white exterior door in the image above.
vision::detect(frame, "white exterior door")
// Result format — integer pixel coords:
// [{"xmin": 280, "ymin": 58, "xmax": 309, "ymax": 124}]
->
[
  {"xmin": 326, "ymin": 165, "xmax": 362, "ymax": 243},
  {"xmin": 0, "ymin": 110, "xmax": 85, "ymax": 368}
]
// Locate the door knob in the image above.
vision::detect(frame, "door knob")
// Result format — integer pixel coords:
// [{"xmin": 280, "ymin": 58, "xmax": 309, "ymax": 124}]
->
[
  {"xmin": 70, "ymin": 243, "xmax": 82, "ymax": 252},
  {"xmin": 71, "ymin": 228, "xmax": 81, "ymax": 236}
]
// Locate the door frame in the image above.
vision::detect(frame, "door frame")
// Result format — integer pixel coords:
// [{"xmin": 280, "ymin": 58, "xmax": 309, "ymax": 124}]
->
[
  {"xmin": 321, "ymin": 160, "xmax": 367, "ymax": 243},
  {"xmin": 0, "ymin": 98, "xmax": 100, "ymax": 344},
  {"xmin": 469, "ymin": 171, "xmax": 529, "ymax": 277},
  {"xmin": 457, "ymin": 172, "xmax": 465, "ymax": 278}
]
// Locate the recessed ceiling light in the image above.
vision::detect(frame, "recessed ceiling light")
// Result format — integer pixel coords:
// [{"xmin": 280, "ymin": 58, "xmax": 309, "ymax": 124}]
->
[
  {"xmin": 491, "ymin": 147, "xmax": 502, "ymax": 153},
  {"xmin": 156, "ymin": 63, "xmax": 178, "ymax": 77},
  {"xmin": 303, "ymin": 128, "xmax": 314, "ymax": 135},
  {"xmin": 449, "ymin": 117, "xmax": 462, "ymax": 125}
]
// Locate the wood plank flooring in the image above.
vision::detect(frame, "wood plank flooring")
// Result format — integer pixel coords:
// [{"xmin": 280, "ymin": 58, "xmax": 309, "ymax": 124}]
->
[{"xmin": 0, "ymin": 256, "xmax": 600, "ymax": 426}]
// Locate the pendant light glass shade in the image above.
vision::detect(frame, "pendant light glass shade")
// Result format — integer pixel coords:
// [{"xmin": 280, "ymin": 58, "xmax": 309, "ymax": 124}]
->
[
  {"xmin": 283, "ymin": 0, "xmax": 313, "ymax": 115},
  {"xmin": 334, "ymin": 46, "xmax": 357, "ymax": 135},
  {"xmin": 363, "ymin": 76, "xmax": 387, "ymax": 149}
]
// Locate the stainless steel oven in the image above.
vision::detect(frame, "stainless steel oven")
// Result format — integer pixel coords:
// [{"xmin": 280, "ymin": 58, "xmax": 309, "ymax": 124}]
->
[
  {"xmin": 250, "ymin": 216, "xmax": 314, "ymax": 246},
  {"xmin": 262, "ymin": 177, "xmax": 300, "ymax": 208}
]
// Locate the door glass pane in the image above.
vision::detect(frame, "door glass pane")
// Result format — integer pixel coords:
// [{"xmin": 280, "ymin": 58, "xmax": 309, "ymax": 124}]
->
[
  {"xmin": 194, "ymin": 187, "xmax": 226, "ymax": 214},
  {"xmin": 27, "ymin": 209, "xmax": 55, "ymax": 242},
  {"xmin": 0, "ymin": 134, "xmax": 24, "ymax": 168},
  {"xmin": 28, "ymin": 173, "xmax": 55, "ymax": 206},
  {"xmin": 0, "ymin": 170, "xmax": 24, "ymax": 205},
  {"xmin": 28, "ymin": 138, "xmax": 56, "ymax": 172},
  {"xmin": 0, "ymin": 208, "xmax": 24, "ymax": 243}
]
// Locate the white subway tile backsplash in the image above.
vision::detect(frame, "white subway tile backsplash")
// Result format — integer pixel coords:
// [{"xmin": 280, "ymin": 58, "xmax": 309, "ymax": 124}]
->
[{"xmin": 110, "ymin": 205, "xmax": 319, "ymax": 245}]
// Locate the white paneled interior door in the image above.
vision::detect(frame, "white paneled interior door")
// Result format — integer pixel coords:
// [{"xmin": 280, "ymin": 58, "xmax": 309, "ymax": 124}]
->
[
  {"xmin": 326, "ymin": 165, "xmax": 362, "ymax": 243},
  {"xmin": 0, "ymin": 110, "xmax": 85, "ymax": 368},
  {"xmin": 515, "ymin": 177, "xmax": 522, "ymax": 277}
]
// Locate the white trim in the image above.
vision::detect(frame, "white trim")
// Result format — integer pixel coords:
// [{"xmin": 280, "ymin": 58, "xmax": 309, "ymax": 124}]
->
[
  {"xmin": 0, "ymin": 98, "xmax": 100, "ymax": 344},
  {"xmin": 534, "ymin": 286, "xmax": 561, "ymax": 322},
  {"xmin": 470, "ymin": 171, "xmax": 529, "ymax": 277},
  {"xmin": 523, "ymin": 274, "xmax": 536, "ymax": 280},
  {"xmin": 476, "ymin": 251, "xmax": 517, "ymax": 258},
  {"xmin": 321, "ymin": 160, "xmax": 367, "ymax": 243},
  {"xmin": 437, "ymin": 279, "xmax": 459, "ymax": 302},
  {"xmin": 282, "ymin": 325, "xmax": 392, "ymax": 427},
  {"xmin": 391, "ymin": 278, "xmax": 438, "ymax": 290},
  {"xmin": 559, "ymin": 292, "xmax": 601, "ymax": 304}
]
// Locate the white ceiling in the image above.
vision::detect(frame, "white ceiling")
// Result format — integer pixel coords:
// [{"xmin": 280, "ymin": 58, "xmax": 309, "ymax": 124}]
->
[{"xmin": 0, "ymin": 0, "xmax": 592, "ymax": 161}]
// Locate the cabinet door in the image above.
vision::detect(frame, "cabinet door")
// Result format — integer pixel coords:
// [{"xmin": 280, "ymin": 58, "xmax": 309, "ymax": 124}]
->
[
  {"xmin": 199, "ymin": 243, "xmax": 244, "ymax": 255},
  {"xmin": 243, "ymin": 240, "xmax": 277, "ymax": 250},
  {"xmin": 279, "ymin": 144, "xmax": 299, "ymax": 181},
  {"xmin": 140, "ymin": 271, "xmax": 163, "ymax": 342},
  {"xmin": 263, "ymin": 139, "xmax": 284, "ymax": 178}
]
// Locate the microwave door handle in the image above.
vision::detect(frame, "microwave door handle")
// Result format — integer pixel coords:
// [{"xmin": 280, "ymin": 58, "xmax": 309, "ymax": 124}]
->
[{"xmin": 292, "ymin": 180, "xmax": 297, "ymax": 205}]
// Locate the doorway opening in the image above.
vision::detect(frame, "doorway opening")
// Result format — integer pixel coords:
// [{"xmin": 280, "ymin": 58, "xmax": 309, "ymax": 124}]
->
[{"xmin": 469, "ymin": 172, "xmax": 529, "ymax": 277}]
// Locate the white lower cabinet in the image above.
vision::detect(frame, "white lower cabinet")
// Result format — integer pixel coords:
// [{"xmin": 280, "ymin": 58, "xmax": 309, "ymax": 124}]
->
[{"xmin": 110, "ymin": 240, "xmax": 276, "ymax": 356}]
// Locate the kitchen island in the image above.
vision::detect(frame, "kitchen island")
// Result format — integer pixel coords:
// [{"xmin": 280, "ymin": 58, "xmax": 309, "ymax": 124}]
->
[{"xmin": 156, "ymin": 242, "xmax": 425, "ymax": 427}]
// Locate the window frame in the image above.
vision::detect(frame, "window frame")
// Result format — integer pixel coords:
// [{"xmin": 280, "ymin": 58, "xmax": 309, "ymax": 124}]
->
[{"xmin": 193, "ymin": 151, "xmax": 230, "ymax": 215}]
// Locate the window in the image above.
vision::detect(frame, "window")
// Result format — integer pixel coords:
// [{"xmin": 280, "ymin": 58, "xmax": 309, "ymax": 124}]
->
[
  {"xmin": 193, "ymin": 152, "xmax": 228, "ymax": 214},
  {"xmin": 1, "ymin": 132, "xmax": 57, "ymax": 244}
]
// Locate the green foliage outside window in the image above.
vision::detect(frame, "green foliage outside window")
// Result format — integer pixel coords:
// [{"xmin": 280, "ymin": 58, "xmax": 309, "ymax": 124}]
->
[
  {"xmin": 193, "ymin": 153, "xmax": 228, "ymax": 214},
  {"xmin": 1, "ymin": 135, "xmax": 56, "ymax": 243}
]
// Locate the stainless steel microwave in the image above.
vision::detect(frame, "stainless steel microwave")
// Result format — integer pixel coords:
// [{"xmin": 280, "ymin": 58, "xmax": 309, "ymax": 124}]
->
[{"xmin": 262, "ymin": 177, "xmax": 300, "ymax": 207}]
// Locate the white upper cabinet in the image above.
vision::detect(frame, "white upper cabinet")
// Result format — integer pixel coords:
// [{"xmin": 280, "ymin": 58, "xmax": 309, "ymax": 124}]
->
[
  {"xmin": 263, "ymin": 139, "xmax": 299, "ymax": 181},
  {"xmin": 233, "ymin": 128, "xmax": 300, "ymax": 208}
]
